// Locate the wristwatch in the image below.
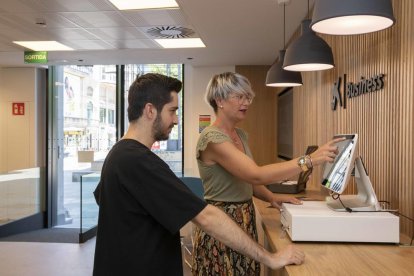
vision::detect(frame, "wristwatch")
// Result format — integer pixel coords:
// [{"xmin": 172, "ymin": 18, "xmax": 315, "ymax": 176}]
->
[{"xmin": 297, "ymin": 155, "xmax": 312, "ymax": 172}]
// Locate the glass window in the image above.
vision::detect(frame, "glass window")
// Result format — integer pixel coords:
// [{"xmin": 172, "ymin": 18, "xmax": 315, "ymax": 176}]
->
[
  {"xmin": 100, "ymin": 108, "xmax": 106, "ymax": 123},
  {"xmin": 56, "ymin": 65, "xmax": 117, "ymax": 229},
  {"xmin": 108, "ymin": 109, "xmax": 115, "ymax": 125},
  {"xmin": 87, "ymin": 86, "xmax": 94, "ymax": 97},
  {"xmin": 49, "ymin": 64, "xmax": 183, "ymax": 235},
  {"xmin": 124, "ymin": 64, "xmax": 183, "ymax": 176}
]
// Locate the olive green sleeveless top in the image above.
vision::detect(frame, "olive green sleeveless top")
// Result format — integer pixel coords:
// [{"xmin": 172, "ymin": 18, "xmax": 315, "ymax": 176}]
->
[{"xmin": 196, "ymin": 126, "xmax": 253, "ymax": 202}]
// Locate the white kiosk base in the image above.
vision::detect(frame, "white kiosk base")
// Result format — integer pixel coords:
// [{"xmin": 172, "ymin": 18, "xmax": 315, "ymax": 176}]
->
[{"xmin": 280, "ymin": 201, "xmax": 399, "ymax": 243}]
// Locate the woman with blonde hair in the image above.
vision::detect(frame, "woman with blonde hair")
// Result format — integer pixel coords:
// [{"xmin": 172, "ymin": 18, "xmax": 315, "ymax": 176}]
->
[{"xmin": 192, "ymin": 72, "xmax": 341, "ymax": 275}]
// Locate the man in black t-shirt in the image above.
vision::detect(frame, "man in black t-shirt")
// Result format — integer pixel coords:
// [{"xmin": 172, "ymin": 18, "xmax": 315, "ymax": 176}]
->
[{"xmin": 93, "ymin": 73, "xmax": 305, "ymax": 276}]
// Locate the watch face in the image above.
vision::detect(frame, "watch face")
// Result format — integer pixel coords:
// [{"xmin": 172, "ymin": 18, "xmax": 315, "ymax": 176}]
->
[{"xmin": 298, "ymin": 157, "xmax": 308, "ymax": 172}]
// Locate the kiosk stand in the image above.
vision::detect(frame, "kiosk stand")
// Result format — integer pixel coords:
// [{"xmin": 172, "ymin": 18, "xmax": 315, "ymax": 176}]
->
[{"xmin": 326, "ymin": 157, "xmax": 381, "ymax": 211}]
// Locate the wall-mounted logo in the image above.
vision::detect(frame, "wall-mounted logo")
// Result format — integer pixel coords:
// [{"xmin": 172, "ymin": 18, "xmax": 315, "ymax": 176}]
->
[
  {"xmin": 331, "ymin": 75, "xmax": 346, "ymax": 110},
  {"xmin": 331, "ymin": 74, "xmax": 385, "ymax": 110}
]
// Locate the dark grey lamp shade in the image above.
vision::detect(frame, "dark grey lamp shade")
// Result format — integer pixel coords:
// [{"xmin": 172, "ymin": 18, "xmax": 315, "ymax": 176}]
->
[
  {"xmin": 283, "ymin": 19, "xmax": 334, "ymax": 72},
  {"xmin": 266, "ymin": 50, "xmax": 302, "ymax": 87},
  {"xmin": 311, "ymin": 0, "xmax": 395, "ymax": 35}
]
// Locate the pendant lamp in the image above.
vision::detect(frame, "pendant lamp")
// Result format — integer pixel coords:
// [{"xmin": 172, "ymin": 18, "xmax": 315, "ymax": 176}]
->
[
  {"xmin": 283, "ymin": 19, "xmax": 334, "ymax": 72},
  {"xmin": 311, "ymin": 0, "xmax": 395, "ymax": 35},
  {"xmin": 266, "ymin": 50, "xmax": 302, "ymax": 87},
  {"xmin": 266, "ymin": 1, "xmax": 302, "ymax": 87}
]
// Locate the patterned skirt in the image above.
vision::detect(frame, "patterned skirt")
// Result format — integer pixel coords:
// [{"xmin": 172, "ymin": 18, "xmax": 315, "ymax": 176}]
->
[{"xmin": 192, "ymin": 199, "xmax": 260, "ymax": 276}]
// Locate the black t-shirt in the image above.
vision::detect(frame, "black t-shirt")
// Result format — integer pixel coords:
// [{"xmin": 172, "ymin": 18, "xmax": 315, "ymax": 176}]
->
[{"xmin": 93, "ymin": 139, "xmax": 207, "ymax": 276}]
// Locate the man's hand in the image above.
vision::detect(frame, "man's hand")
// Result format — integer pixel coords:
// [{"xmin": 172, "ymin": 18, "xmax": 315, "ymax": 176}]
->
[{"xmin": 269, "ymin": 245, "xmax": 305, "ymax": 269}]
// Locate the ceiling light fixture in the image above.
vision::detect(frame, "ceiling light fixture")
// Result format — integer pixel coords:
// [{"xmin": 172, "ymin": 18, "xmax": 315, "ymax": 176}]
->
[
  {"xmin": 311, "ymin": 0, "xmax": 395, "ymax": 35},
  {"xmin": 283, "ymin": 0, "xmax": 334, "ymax": 72},
  {"xmin": 13, "ymin": 41, "xmax": 73, "ymax": 51},
  {"xmin": 266, "ymin": 0, "xmax": 302, "ymax": 87},
  {"xmin": 155, "ymin": 38, "xmax": 205, "ymax": 48},
  {"xmin": 108, "ymin": 0, "xmax": 179, "ymax": 10}
]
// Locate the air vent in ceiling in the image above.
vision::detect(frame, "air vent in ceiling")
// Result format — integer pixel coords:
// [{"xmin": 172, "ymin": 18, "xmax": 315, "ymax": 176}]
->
[{"xmin": 143, "ymin": 26, "xmax": 196, "ymax": 39}]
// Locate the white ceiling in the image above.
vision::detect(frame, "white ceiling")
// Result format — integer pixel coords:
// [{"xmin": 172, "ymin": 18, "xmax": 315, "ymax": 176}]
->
[{"xmin": 0, "ymin": 0, "xmax": 314, "ymax": 67}]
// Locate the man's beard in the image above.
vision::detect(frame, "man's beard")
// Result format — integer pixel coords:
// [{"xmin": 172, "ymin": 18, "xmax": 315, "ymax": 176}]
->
[{"xmin": 152, "ymin": 114, "xmax": 173, "ymax": 141}]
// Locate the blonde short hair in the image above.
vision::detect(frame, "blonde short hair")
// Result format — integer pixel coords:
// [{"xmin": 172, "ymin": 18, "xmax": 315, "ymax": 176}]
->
[{"xmin": 205, "ymin": 72, "xmax": 255, "ymax": 112}]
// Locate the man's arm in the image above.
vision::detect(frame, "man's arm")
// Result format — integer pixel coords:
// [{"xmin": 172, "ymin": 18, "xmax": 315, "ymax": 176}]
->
[{"xmin": 192, "ymin": 204, "xmax": 305, "ymax": 270}]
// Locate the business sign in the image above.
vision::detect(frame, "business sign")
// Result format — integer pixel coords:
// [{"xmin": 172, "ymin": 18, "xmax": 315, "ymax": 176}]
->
[
  {"xmin": 331, "ymin": 74, "xmax": 385, "ymax": 110},
  {"xmin": 24, "ymin": 51, "xmax": 48, "ymax": 64},
  {"xmin": 12, "ymin": 102, "xmax": 25, "ymax": 115}
]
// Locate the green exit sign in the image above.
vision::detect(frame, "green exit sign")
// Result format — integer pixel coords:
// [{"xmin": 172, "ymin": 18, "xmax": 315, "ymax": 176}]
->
[{"xmin": 24, "ymin": 51, "xmax": 48, "ymax": 64}]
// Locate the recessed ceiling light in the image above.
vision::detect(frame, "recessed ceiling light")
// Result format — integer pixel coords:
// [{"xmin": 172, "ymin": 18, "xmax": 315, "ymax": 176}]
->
[
  {"xmin": 108, "ymin": 0, "xmax": 179, "ymax": 10},
  {"xmin": 13, "ymin": 41, "xmax": 73, "ymax": 51},
  {"xmin": 155, "ymin": 38, "xmax": 205, "ymax": 48}
]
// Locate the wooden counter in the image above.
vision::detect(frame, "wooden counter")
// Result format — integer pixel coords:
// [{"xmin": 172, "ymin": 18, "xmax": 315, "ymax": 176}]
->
[{"xmin": 254, "ymin": 192, "xmax": 414, "ymax": 276}]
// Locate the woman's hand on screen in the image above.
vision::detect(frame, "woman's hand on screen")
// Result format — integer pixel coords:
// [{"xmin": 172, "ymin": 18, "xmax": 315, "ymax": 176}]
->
[{"xmin": 311, "ymin": 137, "xmax": 344, "ymax": 166}]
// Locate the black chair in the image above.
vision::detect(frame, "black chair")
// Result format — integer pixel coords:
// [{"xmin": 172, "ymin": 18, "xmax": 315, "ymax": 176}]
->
[
  {"xmin": 179, "ymin": 177, "xmax": 204, "ymax": 268},
  {"xmin": 179, "ymin": 177, "xmax": 204, "ymax": 199}
]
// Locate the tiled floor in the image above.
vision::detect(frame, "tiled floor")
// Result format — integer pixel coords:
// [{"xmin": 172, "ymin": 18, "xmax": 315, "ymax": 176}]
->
[
  {"xmin": 0, "ymin": 237, "xmax": 192, "ymax": 276},
  {"xmin": 0, "ymin": 239, "xmax": 95, "ymax": 276}
]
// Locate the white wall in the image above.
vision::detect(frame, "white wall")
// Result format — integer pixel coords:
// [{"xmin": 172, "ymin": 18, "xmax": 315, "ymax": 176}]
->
[
  {"xmin": 0, "ymin": 68, "xmax": 46, "ymax": 221},
  {"xmin": 183, "ymin": 65, "xmax": 235, "ymax": 176},
  {"xmin": 0, "ymin": 67, "xmax": 45, "ymax": 172}
]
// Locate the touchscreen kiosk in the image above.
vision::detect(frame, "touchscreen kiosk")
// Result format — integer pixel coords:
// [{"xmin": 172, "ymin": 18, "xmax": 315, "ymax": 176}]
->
[
  {"xmin": 322, "ymin": 134, "xmax": 358, "ymax": 194},
  {"xmin": 321, "ymin": 134, "xmax": 380, "ymax": 211}
]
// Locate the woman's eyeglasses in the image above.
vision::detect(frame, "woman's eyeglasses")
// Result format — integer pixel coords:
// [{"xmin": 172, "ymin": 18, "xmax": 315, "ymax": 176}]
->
[{"xmin": 229, "ymin": 94, "xmax": 254, "ymax": 104}]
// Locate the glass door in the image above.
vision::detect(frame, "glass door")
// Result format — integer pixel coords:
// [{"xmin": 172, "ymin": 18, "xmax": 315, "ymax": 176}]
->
[
  {"xmin": 49, "ymin": 65, "xmax": 117, "ymax": 229},
  {"xmin": 48, "ymin": 64, "xmax": 183, "ymax": 235}
]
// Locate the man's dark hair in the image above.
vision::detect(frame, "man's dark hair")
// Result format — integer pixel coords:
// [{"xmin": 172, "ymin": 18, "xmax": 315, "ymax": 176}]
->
[{"xmin": 127, "ymin": 73, "xmax": 182, "ymax": 122}]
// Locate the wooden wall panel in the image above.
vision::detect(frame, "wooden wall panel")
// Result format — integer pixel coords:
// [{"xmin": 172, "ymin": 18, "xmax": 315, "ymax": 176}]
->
[
  {"xmin": 239, "ymin": 0, "xmax": 413, "ymax": 239},
  {"xmin": 235, "ymin": 66, "xmax": 278, "ymax": 166},
  {"xmin": 291, "ymin": 0, "xmax": 413, "ymax": 238}
]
